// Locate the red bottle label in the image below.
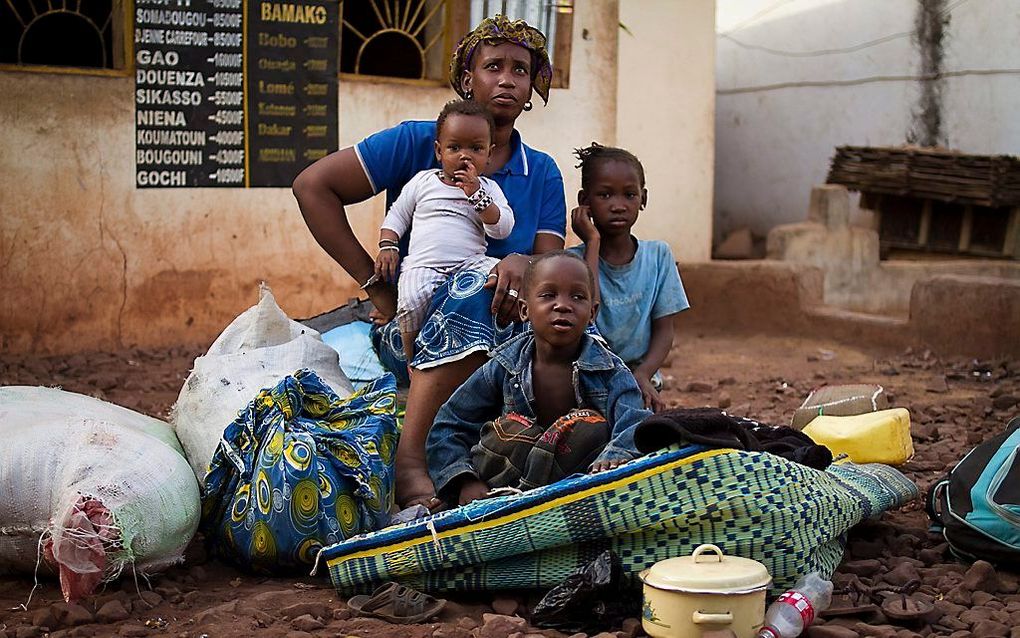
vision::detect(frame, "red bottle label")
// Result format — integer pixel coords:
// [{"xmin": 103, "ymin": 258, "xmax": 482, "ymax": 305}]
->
[{"xmin": 777, "ymin": 590, "xmax": 816, "ymax": 626}]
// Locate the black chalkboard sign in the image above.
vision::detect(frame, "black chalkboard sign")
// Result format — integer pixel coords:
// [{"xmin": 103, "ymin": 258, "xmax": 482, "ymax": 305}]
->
[{"xmin": 134, "ymin": 0, "xmax": 338, "ymax": 188}]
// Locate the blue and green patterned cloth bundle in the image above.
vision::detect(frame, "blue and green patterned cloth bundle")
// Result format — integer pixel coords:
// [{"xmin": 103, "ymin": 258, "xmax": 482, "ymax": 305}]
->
[
  {"xmin": 317, "ymin": 446, "xmax": 917, "ymax": 594},
  {"xmin": 202, "ymin": 369, "xmax": 398, "ymax": 573}
]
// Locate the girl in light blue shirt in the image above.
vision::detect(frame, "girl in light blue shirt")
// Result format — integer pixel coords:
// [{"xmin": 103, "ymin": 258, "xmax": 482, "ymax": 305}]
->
[{"xmin": 569, "ymin": 143, "xmax": 690, "ymax": 412}]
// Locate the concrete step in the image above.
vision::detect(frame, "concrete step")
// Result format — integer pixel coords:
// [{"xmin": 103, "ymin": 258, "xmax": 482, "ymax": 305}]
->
[
  {"xmin": 801, "ymin": 305, "xmax": 912, "ymax": 351},
  {"xmin": 677, "ymin": 260, "xmax": 1019, "ymax": 358}
]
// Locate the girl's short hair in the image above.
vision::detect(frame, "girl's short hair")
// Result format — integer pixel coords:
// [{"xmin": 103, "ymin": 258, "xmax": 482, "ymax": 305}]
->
[
  {"xmin": 574, "ymin": 142, "xmax": 646, "ymax": 190},
  {"xmin": 436, "ymin": 99, "xmax": 496, "ymax": 140}
]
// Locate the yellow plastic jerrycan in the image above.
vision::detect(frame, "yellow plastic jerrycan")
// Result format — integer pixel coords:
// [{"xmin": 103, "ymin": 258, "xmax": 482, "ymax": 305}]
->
[{"xmin": 802, "ymin": 408, "xmax": 913, "ymax": 465}]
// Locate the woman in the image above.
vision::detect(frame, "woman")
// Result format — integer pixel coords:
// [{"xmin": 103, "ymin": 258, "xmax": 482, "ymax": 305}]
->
[{"xmin": 293, "ymin": 16, "xmax": 566, "ymax": 510}]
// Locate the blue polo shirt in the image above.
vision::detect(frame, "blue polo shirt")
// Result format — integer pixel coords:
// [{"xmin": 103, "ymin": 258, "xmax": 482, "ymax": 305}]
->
[{"xmin": 354, "ymin": 120, "xmax": 566, "ymax": 257}]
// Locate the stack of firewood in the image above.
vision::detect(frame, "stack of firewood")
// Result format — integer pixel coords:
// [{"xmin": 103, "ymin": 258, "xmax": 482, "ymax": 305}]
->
[{"xmin": 827, "ymin": 146, "xmax": 1020, "ymax": 208}]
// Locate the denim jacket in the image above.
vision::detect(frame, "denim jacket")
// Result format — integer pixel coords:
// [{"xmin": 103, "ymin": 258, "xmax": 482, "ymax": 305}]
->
[{"xmin": 426, "ymin": 331, "xmax": 652, "ymax": 498}]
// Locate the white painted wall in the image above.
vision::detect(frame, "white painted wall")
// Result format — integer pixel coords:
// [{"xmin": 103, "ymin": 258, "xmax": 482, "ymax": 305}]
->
[
  {"xmin": 618, "ymin": 0, "xmax": 716, "ymax": 261},
  {"xmin": 940, "ymin": 1, "xmax": 1020, "ymax": 153},
  {"xmin": 714, "ymin": 0, "xmax": 1020, "ymax": 241}
]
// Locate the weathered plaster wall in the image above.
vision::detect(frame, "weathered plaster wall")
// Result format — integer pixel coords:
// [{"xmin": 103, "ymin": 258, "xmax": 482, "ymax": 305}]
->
[
  {"xmin": 1, "ymin": 1, "xmax": 626, "ymax": 354},
  {"xmin": 767, "ymin": 186, "xmax": 1020, "ymax": 316},
  {"xmin": 677, "ymin": 261, "xmax": 1020, "ymax": 358},
  {"xmin": 714, "ymin": 0, "xmax": 1020, "ymax": 240},
  {"xmin": 617, "ymin": 0, "xmax": 716, "ymax": 261}
]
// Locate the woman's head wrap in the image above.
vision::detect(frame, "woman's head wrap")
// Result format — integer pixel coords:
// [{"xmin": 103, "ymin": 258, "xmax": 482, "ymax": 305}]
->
[{"xmin": 449, "ymin": 14, "xmax": 553, "ymax": 105}]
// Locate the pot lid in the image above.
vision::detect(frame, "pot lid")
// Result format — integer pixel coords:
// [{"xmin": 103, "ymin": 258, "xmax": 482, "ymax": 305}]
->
[{"xmin": 640, "ymin": 544, "xmax": 772, "ymax": 593}]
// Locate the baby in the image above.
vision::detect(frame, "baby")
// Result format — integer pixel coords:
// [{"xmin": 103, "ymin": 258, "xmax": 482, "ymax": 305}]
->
[{"xmin": 374, "ymin": 99, "xmax": 514, "ymax": 363}]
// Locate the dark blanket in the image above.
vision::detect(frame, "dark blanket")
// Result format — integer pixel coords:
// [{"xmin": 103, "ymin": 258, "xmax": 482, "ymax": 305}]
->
[{"xmin": 634, "ymin": 407, "xmax": 833, "ymax": 470}]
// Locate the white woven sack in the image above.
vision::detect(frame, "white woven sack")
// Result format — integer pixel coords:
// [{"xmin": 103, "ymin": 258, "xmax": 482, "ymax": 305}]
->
[
  {"xmin": 0, "ymin": 386, "xmax": 200, "ymax": 595},
  {"xmin": 171, "ymin": 285, "xmax": 354, "ymax": 483}
]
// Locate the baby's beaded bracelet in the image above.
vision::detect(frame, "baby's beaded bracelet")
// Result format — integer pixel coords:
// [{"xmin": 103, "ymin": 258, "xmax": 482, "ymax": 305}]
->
[{"xmin": 467, "ymin": 187, "xmax": 493, "ymax": 212}]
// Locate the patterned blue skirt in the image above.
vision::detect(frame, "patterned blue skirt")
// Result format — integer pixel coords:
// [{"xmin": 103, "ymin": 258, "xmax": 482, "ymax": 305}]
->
[{"xmin": 372, "ymin": 269, "xmax": 524, "ymax": 383}]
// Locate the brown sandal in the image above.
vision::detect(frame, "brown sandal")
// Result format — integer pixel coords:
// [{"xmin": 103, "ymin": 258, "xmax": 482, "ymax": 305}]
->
[
  {"xmin": 821, "ymin": 588, "xmax": 880, "ymax": 619},
  {"xmin": 880, "ymin": 594, "xmax": 935, "ymax": 622},
  {"xmin": 347, "ymin": 582, "xmax": 447, "ymax": 624},
  {"xmin": 824, "ymin": 577, "xmax": 935, "ymax": 623},
  {"xmin": 823, "ymin": 575, "xmax": 878, "ymax": 619}
]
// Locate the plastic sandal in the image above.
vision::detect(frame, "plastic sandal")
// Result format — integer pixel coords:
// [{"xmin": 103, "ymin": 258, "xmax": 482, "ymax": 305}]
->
[
  {"xmin": 347, "ymin": 582, "xmax": 447, "ymax": 624},
  {"xmin": 820, "ymin": 599, "xmax": 879, "ymax": 618},
  {"xmin": 880, "ymin": 594, "xmax": 935, "ymax": 622},
  {"xmin": 822, "ymin": 576, "xmax": 881, "ymax": 619}
]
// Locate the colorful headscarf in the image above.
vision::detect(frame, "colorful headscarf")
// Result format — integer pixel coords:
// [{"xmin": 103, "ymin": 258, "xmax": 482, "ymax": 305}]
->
[{"xmin": 449, "ymin": 14, "xmax": 554, "ymax": 105}]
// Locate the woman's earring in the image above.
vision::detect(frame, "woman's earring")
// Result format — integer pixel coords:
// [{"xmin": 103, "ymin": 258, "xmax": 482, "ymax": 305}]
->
[
  {"xmin": 523, "ymin": 101, "xmax": 533, "ymax": 112},
  {"xmin": 465, "ymin": 90, "xmax": 473, "ymax": 99}
]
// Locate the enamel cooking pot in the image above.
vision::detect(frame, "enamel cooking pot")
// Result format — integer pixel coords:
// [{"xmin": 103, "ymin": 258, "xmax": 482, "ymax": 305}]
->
[{"xmin": 639, "ymin": 544, "xmax": 771, "ymax": 638}]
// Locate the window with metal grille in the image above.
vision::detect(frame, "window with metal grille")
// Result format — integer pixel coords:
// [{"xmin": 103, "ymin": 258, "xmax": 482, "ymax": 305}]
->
[
  {"xmin": 340, "ymin": 0, "xmax": 572, "ymax": 87},
  {"xmin": 471, "ymin": 0, "xmax": 573, "ymax": 88},
  {"xmin": 0, "ymin": 0, "xmax": 128, "ymax": 71}
]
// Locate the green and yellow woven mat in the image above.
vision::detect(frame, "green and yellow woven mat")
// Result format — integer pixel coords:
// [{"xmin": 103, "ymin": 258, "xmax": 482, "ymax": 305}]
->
[{"xmin": 316, "ymin": 446, "xmax": 917, "ymax": 594}]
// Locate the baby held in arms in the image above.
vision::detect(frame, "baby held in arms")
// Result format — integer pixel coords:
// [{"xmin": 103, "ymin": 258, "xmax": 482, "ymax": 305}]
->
[{"xmin": 373, "ymin": 99, "xmax": 514, "ymax": 363}]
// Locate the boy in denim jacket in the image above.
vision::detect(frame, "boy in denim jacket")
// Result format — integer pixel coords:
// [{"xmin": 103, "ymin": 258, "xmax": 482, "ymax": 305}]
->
[{"xmin": 427, "ymin": 251, "xmax": 652, "ymax": 506}]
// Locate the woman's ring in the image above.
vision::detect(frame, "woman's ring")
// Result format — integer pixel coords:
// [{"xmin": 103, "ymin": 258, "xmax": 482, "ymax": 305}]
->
[
  {"xmin": 486, "ymin": 273, "xmax": 498, "ymax": 279},
  {"xmin": 507, "ymin": 289, "xmax": 520, "ymax": 299}
]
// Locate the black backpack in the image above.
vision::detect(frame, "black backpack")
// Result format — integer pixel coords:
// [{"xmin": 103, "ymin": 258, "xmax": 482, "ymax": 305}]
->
[{"xmin": 927, "ymin": 416, "xmax": 1020, "ymax": 566}]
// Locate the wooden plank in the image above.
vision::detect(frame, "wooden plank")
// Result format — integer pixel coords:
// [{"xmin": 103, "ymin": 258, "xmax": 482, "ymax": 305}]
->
[
  {"xmin": 959, "ymin": 205, "xmax": 973, "ymax": 252},
  {"xmin": 1005, "ymin": 207, "xmax": 1020, "ymax": 258},
  {"xmin": 551, "ymin": 4, "xmax": 573, "ymax": 89},
  {"xmin": 918, "ymin": 200, "xmax": 932, "ymax": 247}
]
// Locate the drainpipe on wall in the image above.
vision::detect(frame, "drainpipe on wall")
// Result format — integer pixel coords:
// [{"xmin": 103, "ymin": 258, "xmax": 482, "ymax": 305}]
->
[{"xmin": 908, "ymin": 0, "xmax": 948, "ymax": 147}]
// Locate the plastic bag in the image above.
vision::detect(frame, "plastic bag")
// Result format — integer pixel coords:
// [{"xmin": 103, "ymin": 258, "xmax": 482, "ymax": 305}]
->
[
  {"xmin": 0, "ymin": 387, "xmax": 201, "ymax": 601},
  {"xmin": 172, "ymin": 285, "xmax": 355, "ymax": 483},
  {"xmin": 791, "ymin": 384, "xmax": 888, "ymax": 430},
  {"xmin": 301, "ymin": 299, "xmax": 389, "ymax": 386},
  {"xmin": 531, "ymin": 550, "xmax": 639, "ymax": 633}
]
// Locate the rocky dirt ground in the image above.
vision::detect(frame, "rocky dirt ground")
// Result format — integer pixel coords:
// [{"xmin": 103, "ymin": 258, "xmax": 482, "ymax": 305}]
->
[{"xmin": 1, "ymin": 332, "xmax": 1018, "ymax": 638}]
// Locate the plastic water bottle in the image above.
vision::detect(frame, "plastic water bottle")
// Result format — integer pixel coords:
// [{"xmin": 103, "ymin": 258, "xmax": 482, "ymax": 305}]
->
[{"xmin": 757, "ymin": 572, "xmax": 833, "ymax": 638}]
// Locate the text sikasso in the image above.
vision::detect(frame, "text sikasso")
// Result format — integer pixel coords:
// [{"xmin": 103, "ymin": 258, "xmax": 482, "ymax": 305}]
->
[{"xmin": 260, "ymin": 2, "xmax": 327, "ymax": 24}]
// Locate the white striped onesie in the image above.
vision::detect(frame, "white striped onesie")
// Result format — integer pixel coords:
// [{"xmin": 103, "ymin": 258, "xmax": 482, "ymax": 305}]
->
[{"xmin": 381, "ymin": 169, "xmax": 515, "ymax": 334}]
